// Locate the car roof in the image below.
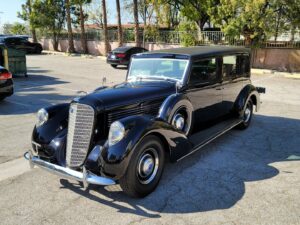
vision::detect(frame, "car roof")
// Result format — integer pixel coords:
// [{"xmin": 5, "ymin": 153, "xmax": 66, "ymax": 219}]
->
[
  {"xmin": 136, "ymin": 46, "xmax": 250, "ymax": 60},
  {"xmin": 113, "ymin": 46, "xmax": 133, "ymax": 52},
  {"xmin": 112, "ymin": 46, "xmax": 143, "ymax": 52}
]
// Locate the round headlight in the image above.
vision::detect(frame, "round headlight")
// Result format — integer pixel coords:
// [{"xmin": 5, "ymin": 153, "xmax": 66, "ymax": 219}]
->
[
  {"xmin": 36, "ymin": 108, "xmax": 48, "ymax": 127},
  {"xmin": 108, "ymin": 121, "xmax": 125, "ymax": 146}
]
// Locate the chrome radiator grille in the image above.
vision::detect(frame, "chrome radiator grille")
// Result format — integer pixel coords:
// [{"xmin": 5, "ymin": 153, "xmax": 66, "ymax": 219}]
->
[{"xmin": 66, "ymin": 103, "xmax": 95, "ymax": 167}]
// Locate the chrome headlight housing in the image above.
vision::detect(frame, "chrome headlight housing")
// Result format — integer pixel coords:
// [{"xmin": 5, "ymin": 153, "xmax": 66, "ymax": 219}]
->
[
  {"xmin": 36, "ymin": 108, "xmax": 48, "ymax": 127},
  {"xmin": 108, "ymin": 121, "xmax": 125, "ymax": 146}
]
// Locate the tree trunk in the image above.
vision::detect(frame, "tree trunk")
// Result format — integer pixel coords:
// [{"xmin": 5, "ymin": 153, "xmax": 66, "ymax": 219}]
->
[
  {"xmin": 28, "ymin": 0, "xmax": 37, "ymax": 43},
  {"xmin": 116, "ymin": 0, "xmax": 123, "ymax": 47},
  {"xmin": 65, "ymin": 0, "xmax": 75, "ymax": 53},
  {"xmin": 79, "ymin": 4, "xmax": 88, "ymax": 54},
  {"xmin": 102, "ymin": 0, "xmax": 110, "ymax": 55},
  {"xmin": 53, "ymin": 32, "xmax": 59, "ymax": 51},
  {"xmin": 31, "ymin": 29, "xmax": 37, "ymax": 43},
  {"xmin": 133, "ymin": 0, "xmax": 140, "ymax": 47}
]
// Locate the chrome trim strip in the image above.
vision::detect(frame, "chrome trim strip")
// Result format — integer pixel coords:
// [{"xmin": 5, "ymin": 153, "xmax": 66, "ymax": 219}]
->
[
  {"xmin": 177, "ymin": 119, "xmax": 243, "ymax": 162},
  {"xmin": 24, "ymin": 151, "xmax": 116, "ymax": 186}
]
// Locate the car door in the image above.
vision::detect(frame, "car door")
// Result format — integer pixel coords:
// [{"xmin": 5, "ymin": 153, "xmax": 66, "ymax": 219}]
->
[
  {"xmin": 185, "ymin": 57, "xmax": 223, "ymax": 124},
  {"xmin": 221, "ymin": 54, "xmax": 250, "ymax": 115}
]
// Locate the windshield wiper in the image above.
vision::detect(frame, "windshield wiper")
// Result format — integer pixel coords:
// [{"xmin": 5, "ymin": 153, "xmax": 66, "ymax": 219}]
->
[{"xmin": 128, "ymin": 75, "xmax": 179, "ymax": 83}]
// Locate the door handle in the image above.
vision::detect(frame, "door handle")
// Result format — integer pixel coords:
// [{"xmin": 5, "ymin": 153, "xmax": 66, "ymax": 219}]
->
[{"xmin": 216, "ymin": 87, "xmax": 223, "ymax": 90}]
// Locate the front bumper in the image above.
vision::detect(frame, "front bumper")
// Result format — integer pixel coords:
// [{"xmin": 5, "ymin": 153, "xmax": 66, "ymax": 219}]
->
[{"xmin": 24, "ymin": 151, "xmax": 116, "ymax": 187}]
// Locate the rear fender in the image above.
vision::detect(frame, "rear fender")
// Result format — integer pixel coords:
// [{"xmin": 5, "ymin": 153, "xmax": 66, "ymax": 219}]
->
[
  {"xmin": 234, "ymin": 84, "xmax": 261, "ymax": 115},
  {"xmin": 100, "ymin": 115, "xmax": 191, "ymax": 179}
]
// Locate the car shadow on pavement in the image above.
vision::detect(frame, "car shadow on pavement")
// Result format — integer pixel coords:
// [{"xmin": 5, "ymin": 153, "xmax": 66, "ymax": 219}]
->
[
  {"xmin": 59, "ymin": 114, "xmax": 300, "ymax": 217},
  {"xmin": 0, "ymin": 68, "xmax": 73, "ymax": 115}
]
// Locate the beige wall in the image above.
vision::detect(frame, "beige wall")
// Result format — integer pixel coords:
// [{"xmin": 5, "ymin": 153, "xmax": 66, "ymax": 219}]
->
[
  {"xmin": 40, "ymin": 39, "xmax": 300, "ymax": 72},
  {"xmin": 252, "ymin": 48, "xmax": 300, "ymax": 72},
  {"xmin": 40, "ymin": 39, "xmax": 180, "ymax": 56}
]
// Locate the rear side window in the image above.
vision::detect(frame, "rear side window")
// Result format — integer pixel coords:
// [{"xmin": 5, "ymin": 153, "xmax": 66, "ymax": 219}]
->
[
  {"xmin": 237, "ymin": 54, "xmax": 250, "ymax": 76},
  {"xmin": 189, "ymin": 58, "xmax": 217, "ymax": 86},
  {"xmin": 223, "ymin": 55, "xmax": 237, "ymax": 80}
]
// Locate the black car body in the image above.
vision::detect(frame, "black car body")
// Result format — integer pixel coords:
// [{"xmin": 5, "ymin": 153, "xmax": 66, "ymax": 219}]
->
[
  {"xmin": 106, "ymin": 46, "xmax": 148, "ymax": 68},
  {"xmin": 25, "ymin": 46, "xmax": 265, "ymax": 197},
  {"xmin": 0, "ymin": 66, "xmax": 13, "ymax": 101},
  {"xmin": 0, "ymin": 36, "xmax": 43, "ymax": 54}
]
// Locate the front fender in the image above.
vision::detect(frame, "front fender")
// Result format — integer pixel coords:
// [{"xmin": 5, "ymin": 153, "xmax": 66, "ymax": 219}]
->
[
  {"xmin": 32, "ymin": 103, "xmax": 69, "ymax": 145},
  {"xmin": 100, "ymin": 115, "xmax": 191, "ymax": 179}
]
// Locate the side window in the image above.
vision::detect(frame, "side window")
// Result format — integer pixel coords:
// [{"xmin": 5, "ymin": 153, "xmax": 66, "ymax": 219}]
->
[
  {"xmin": 237, "ymin": 54, "xmax": 250, "ymax": 76},
  {"xmin": 189, "ymin": 58, "xmax": 217, "ymax": 86},
  {"xmin": 223, "ymin": 55, "xmax": 237, "ymax": 80}
]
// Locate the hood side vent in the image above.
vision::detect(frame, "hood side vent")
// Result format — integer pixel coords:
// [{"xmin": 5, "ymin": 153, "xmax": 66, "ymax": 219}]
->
[{"xmin": 107, "ymin": 101, "xmax": 162, "ymax": 127}]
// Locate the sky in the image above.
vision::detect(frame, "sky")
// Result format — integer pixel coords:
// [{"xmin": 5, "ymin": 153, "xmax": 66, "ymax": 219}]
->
[{"xmin": 0, "ymin": 0, "xmax": 128, "ymax": 28}]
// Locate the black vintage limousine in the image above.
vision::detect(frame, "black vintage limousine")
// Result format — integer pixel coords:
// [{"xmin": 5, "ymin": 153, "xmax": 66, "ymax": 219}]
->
[{"xmin": 24, "ymin": 46, "xmax": 265, "ymax": 197}]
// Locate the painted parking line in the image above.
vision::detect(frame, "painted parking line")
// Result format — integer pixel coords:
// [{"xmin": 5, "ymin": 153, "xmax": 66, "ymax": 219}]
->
[
  {"xmin": 16, "ymin": 80, "xmax": 80, "ymax": 93},
  {"xmin": 0, "ymin": 157, "xmax": 31, "ymax": 182},
  {"xmin": 5, "ymin": 99, "xmax": 33, "ymax": 107}
]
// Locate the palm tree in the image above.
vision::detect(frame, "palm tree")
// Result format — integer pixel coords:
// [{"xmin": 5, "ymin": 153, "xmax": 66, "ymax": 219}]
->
[
  {"xmin": 116, "ymin": 0, "xmax": 123, "ymax": 47},
  {"xmin": 28, "ymin": 0, "xmax": 37, "ymax": 43},
  {"xmin": 102, "ymin": 0, "xmax": 109, "ymax": 55},
  {"xmin": 78, "ymin": 2, "xmax": 88, "ymax": 54},
  {"xmin": 133, "ymin": 0, "xmax": 140, "ymax": 46},
  {"xmin": 65, "ymin": 0, "xmax": 75, "ymax": 53}
]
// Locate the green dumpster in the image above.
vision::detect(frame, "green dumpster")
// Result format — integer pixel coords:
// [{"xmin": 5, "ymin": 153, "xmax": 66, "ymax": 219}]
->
[{"xmin": 7, "ymin": 48, "xmax": 27, "ymax": 77}]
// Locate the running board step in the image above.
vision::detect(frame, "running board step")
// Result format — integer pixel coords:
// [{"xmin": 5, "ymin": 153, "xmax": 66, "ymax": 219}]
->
[{"xmin": 178, "ymin": 118, "xmax": 242, "ymax": 161}]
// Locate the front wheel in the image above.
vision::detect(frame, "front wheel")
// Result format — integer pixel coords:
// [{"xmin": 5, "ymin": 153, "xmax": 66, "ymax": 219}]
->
[
  {"xmin": 119, "ymin": 135, "xmax": 165, "ymax": 198},
  {"xmin": 237, "ymin": 99, "xmax": 253, "ymax": 129},
  {"xmin": 111, "ymin": 65, "xmax": 117, "ymax": 68}
]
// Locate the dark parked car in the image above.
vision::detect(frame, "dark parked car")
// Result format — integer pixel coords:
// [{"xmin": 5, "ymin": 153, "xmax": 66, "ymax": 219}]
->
[
  {"xmin": 0, "ymin": 66, "xmax": 13, "ymax": 101},
  {"xmin": 25, "ymin": 46, "xmax": 265, "ymax": 197},
  {"xmin": 0, "ymin": 36, "xmax": 43, "ymax": 54},
  {"xmin": 107, "ymin": 46, "xmax": 148, "ymax": 68}
]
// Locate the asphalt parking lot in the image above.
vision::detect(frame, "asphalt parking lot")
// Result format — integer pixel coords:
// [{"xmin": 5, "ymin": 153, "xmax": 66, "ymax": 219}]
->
[{"xmin": 0, "ymin": 54, "xmax": 299, "ymax": 225}]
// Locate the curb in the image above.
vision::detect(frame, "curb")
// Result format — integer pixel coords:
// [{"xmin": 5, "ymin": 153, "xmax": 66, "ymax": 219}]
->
[
  {"xmin": 42, "ymin": 50, "xmax": 106, "ymax": 61},
  {"xmin": 251, "ymin": 68, "xmax": 300, "ymax": 77}
]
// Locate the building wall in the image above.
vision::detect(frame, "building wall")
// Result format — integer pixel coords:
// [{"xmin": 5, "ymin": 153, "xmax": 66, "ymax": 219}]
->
[{"xmin": 40, "ymin": 39, "xmax": 300, "ymax": 72}]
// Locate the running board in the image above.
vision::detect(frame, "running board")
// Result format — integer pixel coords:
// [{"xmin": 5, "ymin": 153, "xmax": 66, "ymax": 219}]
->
[{"xmin": 177, "ymin": 118, "xmax": 242, "ymax": 162}]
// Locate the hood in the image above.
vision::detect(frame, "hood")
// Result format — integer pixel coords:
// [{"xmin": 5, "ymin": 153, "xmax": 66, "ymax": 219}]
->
[{"xmin": 76, "ymin": 81, "xmax": 176, "ymax": 111}]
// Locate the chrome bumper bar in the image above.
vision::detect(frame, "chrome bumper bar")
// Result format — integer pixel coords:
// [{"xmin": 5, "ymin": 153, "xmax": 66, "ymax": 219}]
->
[{"xmin": 24, "ymin": 151, "xmax": 116, "ymax": 187}]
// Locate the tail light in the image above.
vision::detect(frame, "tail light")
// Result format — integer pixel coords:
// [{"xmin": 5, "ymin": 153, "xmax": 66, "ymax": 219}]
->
[
  {"xmin": 116, "ymin": 53, "xmax": 126, "ymax": 58},
  {"xmin": 0, "ymin": 71, "xmax": 12, "ymax": 80}
]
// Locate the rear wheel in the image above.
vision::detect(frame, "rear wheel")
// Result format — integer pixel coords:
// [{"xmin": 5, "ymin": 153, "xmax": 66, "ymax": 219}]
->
[
  {"xmin": 237, "ymin": 99, "xmax": 253, "ymax": 129},
  {"xmin": 111, "ymin": 65, "xmax": 117, "ymax": 68},
  {"xmin": 119, "ymin": 135, "xmax": 165, "ymax": 198},
  {"xmin": 0, "ymin": 96, "xmax": 5, "ymax": 101}
]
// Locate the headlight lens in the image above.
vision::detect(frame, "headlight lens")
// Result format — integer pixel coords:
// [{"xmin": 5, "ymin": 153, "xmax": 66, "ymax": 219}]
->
[
  {"xmin": 36, "ymin": 108, "xmax": 48, "ymax": 127},
  {"xmin": 108, "ymin": 121, "xmax": 125, "ymax": 146}
]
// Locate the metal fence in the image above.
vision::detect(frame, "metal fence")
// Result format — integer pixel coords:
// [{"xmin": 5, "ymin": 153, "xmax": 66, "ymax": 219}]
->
[{"xmin": 53, "ymin": 30, "xmax": 300, "ymax": 48}]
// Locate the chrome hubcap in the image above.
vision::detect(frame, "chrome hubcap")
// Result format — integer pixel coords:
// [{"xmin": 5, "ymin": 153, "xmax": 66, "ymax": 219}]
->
[
  {"xmin": 244, "ymin": 106, "xmax": 251, "ymax": 123},
  {"xmin": 137, "ymin": 149, "xmax": 159, "ymax": 184},
  {"xmin": 172, "ymin": 114, "xmax": 185, "ymax": 131}
]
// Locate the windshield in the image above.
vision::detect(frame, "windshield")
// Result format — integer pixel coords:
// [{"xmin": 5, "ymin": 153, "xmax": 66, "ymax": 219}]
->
[{"xmin": 128, "ymin": 58, "xmax": 189, "ymax": 82}]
